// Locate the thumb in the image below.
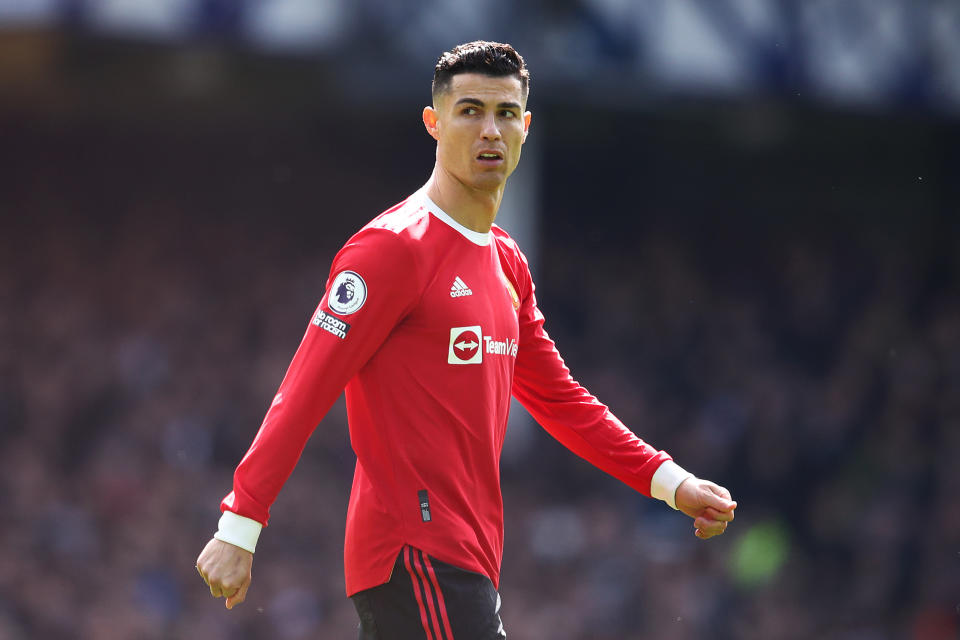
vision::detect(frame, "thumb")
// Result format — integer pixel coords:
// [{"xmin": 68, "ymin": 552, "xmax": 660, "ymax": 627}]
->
[
  {"xmin": 225, "ymin": 582, "xmax": 249, "ymax": 610},
  {"xmin": 704, "ymin": 486, "xmax": 737, "ymax": 512}
]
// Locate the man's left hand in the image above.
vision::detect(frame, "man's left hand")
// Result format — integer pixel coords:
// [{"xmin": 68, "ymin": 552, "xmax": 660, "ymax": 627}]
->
[{"xmin": 675, "ymin": 478, "xmax": 737, "ymax": 539}]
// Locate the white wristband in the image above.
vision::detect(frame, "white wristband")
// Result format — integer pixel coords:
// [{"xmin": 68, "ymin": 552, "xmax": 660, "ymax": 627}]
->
[
  {"xmin": 651, "ymin": 460, "xmax": 694, "ymax": 510},
  {"xmin": 213, "ymin": 511, "xmax": 263, "ymax": 553}
]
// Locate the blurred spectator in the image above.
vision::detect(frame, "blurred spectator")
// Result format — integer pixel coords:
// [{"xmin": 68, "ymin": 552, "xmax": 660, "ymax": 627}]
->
[{"xmin": 1, "ymin": 94, "xmax": 957, "ymax": 640}]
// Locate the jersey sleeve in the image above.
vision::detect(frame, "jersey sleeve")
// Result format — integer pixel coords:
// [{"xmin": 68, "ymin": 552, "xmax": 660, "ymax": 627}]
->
[
  {"xmin": 509, "ymin": 254, "xmax": 675, "ymax": 498},
  {"xmin": 220, "ymin": 228, "xmax": 420, "ymax": 527}
]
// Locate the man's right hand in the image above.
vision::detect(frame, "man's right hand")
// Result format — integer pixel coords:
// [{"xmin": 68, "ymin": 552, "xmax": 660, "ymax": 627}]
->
[{"xmin": 196, "ymin": 537, "xmax": 254, "ymax": 609}]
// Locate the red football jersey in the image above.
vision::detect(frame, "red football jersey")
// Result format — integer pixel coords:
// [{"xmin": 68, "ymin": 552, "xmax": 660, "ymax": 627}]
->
[{"xmin": 221, "ymin": 191, "xmax": 674, "ymax": 596}]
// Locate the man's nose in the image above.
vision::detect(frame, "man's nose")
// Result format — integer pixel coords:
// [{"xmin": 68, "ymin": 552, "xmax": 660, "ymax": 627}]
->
[{"xmin": 481, "ymin": 114, "xmax": 501, "ymax": 140}]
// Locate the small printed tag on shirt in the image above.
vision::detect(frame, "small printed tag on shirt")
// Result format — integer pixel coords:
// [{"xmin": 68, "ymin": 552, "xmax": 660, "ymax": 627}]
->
[
  {"xmin": 418, "ymin": 490, "xmax": 431, "ymax": 522},
  {"xmin": 312, "ymin": 308, "xmax": 351, "ymax": 339}
]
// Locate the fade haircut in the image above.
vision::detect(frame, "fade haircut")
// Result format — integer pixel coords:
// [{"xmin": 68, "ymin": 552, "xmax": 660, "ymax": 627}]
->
[{"xmin": 432, "ymin": 41, "xmax": 530, "ymax": 105}]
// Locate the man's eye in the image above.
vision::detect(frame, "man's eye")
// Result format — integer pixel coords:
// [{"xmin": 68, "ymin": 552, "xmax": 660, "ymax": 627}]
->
[
  {"xmin": 462, "ymin": 107, "xmax": 478, "ymax": 115},
  {"xmin": 500, "ymin": 110, "xmax": 516, "ymax": 118}
]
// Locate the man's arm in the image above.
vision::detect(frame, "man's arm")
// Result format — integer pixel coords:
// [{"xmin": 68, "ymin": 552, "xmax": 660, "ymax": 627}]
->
[
  {"xmin": 196, "ymin": 228, "xmax": 419, "ymax": 608},
  {"xmin": 510, "ymin": 266, "xmax": 736, "ymax": 535}
]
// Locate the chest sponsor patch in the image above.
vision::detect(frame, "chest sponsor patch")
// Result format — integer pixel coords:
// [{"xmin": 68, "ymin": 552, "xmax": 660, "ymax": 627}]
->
[
  {"xmin": 312, "ymin": 308, "xmax": 351, "ymax": 339},
  {"xmin": 449, "ymin": 326, "xmax": 482, "ymax": 364},
  {"xmin": 327, "ymin": 270, "xmax": 367, "ymax": 315},
  {"xmin": 448, "ymin": 326, "xmax": 518, "ymax": 364}
]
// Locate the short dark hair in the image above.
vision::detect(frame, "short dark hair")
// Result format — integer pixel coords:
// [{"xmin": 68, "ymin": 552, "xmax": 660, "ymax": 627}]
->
[{"xmin": 432, "ymin": 41, "xmax": 530, "ymax": 104}]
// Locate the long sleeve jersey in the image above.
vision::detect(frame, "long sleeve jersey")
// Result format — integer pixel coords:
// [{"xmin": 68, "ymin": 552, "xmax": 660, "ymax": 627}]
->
[{"xmin": 218, "ymin": 190, "xmax": 690, "ymax": 596}]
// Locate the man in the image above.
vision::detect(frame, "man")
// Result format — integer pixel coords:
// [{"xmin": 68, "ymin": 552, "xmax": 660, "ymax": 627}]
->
[{"xmin": 196, "ymin": 41, "xmax": 737, "ymax": 639}]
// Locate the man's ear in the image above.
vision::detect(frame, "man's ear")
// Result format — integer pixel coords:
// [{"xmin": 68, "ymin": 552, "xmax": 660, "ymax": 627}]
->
[
  {"xmin": 522, "ymin": 111, "xmax": 532, "ymax": 142},
  {"xmin": 423, "ymin": 106, "xmax": 440, "ymax": 141}
]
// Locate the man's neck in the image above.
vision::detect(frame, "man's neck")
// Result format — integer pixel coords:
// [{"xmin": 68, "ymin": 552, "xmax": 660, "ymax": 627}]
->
[{"xmin": 424, "ymin": 166, "xmax": 503, "ymax": 233}]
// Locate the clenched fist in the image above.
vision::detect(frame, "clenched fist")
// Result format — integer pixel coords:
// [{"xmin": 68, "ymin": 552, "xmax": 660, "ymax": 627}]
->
[
  {"xmin": 196, "ymin": 538, "xmax": 254, "ymax": 609},
  {"xmin": 675, "ymin": 477, "xmax": 737, "ymax": 539}
]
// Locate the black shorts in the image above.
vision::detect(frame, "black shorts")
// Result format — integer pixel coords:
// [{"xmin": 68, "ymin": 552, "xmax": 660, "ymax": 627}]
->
[{"xmin": 350, "ymin": 546, "xmax": 506, "ymax": 640}]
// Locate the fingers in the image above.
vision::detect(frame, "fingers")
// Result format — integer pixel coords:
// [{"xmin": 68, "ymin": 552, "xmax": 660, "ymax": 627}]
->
[
  {"xmin": 197, "ymin": 562, "xmax": 243, "ymax": 603},
  {"xmin": 694, "ymin": 514, "xmax": 727, "ymax": 536},
  {"xmin": 197, "ymin": 565, "xmax": 219, "ymax": 597},
  {"xmin": 693, "ymin": 502, "xmax": 735, "ymax": 539},
  {"xmin": 202, "ymin": 572, "xmax": 244, "ymax": 602},
  {"xmin": 196, "ymin": 537, "xmax": 254, "ymax": 609},
  {"xmin": 703, "ymin": 484, "xmax": 737, "ymax": 513},
  {"xmin": 704, "ymin": 506, "xmax": 735, "ymax": 523},
  {"xmin": 674, "ymin": 478, "xmax": 738, "ymax": 539},
  {"xmin": 205, "ymin": 571, "xmax": 223, "ymax": 598},
  {"xmin": 226, "ymin": 581, "xmax": 249, "ymax": 610},
  {"xmin": 694, "ymin": 521, "xmax": 727, "ymax": 539},
  {"xmin": 711, "ymin": 483, "xmax": 732, "ymax": 501}
]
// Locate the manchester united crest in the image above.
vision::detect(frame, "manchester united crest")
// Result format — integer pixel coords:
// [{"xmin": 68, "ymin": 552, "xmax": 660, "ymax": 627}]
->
[{"xmin": 501, "ymin": 273, "xmax": 520, "ymax": 311}]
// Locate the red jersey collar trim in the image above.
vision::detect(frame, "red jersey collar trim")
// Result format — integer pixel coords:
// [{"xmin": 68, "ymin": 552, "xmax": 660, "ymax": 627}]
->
[{"xmin": 417, "ymin": 190, "xmax": 492, "ymax": 247}]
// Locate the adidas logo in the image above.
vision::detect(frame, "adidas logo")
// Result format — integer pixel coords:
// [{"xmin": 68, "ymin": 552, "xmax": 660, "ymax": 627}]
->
[{"xmin": 450, "ymin": 276, "xmax": 473, "ymax": 298}]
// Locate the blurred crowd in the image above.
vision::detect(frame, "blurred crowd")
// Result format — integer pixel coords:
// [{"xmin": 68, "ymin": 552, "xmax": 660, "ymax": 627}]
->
[{"xmin": 1, "ymin": 121, "xmax": 958, "ymax": 640}]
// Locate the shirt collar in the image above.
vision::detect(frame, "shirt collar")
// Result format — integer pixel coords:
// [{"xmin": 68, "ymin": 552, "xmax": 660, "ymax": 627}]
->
[{"xmin": 417, "ymin": 189, "xmax": 492, "ymax": 246}]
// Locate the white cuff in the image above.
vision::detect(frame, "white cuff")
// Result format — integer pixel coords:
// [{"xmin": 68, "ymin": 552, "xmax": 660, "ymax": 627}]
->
[
  {"xmin": 650, "ymin": 460, "xmax": 694, "ymax": 510},
  {"xmin": 213, "ymin": 511, "xmax": 263, "ymax": 553}
]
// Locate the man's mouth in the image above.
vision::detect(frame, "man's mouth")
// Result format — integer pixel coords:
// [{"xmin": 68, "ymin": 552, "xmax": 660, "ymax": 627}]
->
[{"xmin": 477, "ymin": 151, "xmax": 504, "ymax": 162}]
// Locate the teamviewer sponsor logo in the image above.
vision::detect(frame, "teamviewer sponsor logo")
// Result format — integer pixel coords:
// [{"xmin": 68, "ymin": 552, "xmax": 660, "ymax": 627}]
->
[
  {"xmin": 448, "ymin": 326, "xmax": 482, "ymax": 364},
  {"xmin": 448, "ymin": 327, "xmax": 518, "ymax": 364},
  {"xmin": 484, "ymin": 336, "xmax": 518, "ymax": 357}
]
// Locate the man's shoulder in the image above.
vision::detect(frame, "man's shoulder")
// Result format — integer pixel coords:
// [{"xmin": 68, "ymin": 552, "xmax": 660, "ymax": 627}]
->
[
  {"xmin": 331, "ymin": 194, "xmax": 431, "ymax": 276},
  {"xmin": 491, "ymin": 225, "xmax": 528, "ymax": 267},
  {"xmin": 362, "ymin": 194, "xmax": 431, "ymax": 238},
  {"xmin": 490, "ymin": 224, "xmax": 517, "ymax": 247}
]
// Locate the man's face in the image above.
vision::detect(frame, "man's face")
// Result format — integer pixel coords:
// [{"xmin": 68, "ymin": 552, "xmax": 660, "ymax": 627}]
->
[{"xmin": 424, "ymin": 73, "xmax": 532, "ymax": 193}]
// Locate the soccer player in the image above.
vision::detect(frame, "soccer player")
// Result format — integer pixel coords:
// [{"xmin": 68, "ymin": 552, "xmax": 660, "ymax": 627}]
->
[{"xmin": 196, "ymin": 41, "xmax": 737, "ymax": 639}]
